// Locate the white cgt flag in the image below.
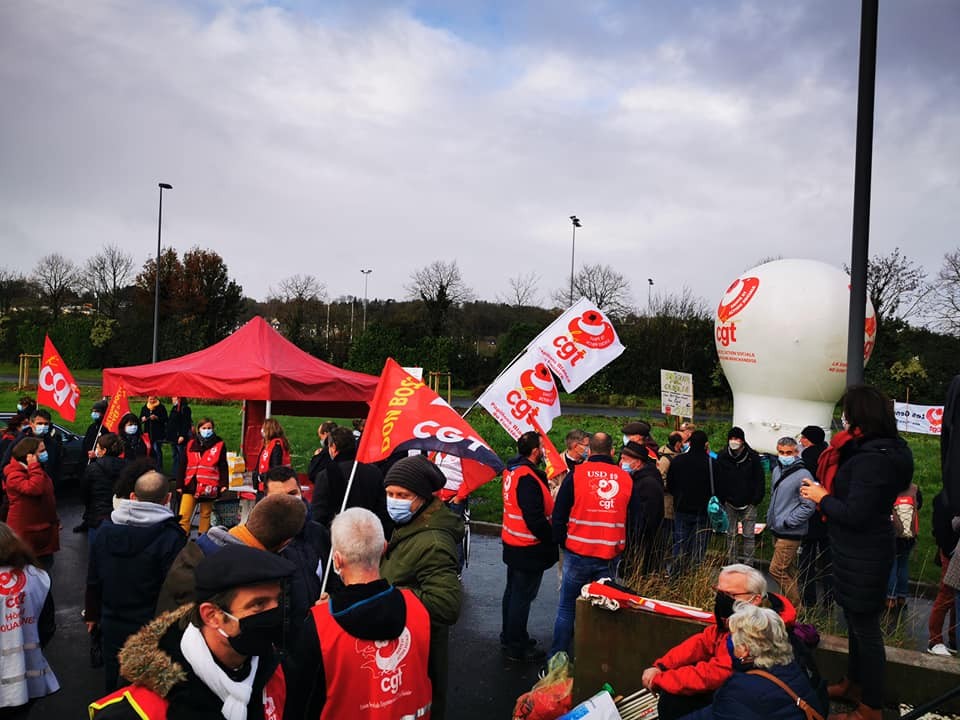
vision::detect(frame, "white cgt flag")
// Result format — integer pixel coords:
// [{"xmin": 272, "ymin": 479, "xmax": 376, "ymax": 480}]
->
[
  {"xmin": 528, "ymin": 298, "xmax": 626, "ymax": 392},
  {"xmin": 478, "ymin": 355, "xmax": 562, "ymax": 440}
]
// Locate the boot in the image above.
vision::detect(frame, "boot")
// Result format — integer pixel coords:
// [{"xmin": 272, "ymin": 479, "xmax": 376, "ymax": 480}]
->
[
  {"xmin": 828, "ymin": 703, "xmax": 883, "ymax": 720},
  {"xmin": 827, "ymin": 677, "xmax": 862, "ymax": 703}
]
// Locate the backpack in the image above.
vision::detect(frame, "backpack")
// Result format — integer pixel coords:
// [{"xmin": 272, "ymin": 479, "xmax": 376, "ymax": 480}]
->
[
  {"xmin": 789, "ymin": 624, "xmax": 829, "ymax": 714},
  {"xmin": 892, "ymin": 484, "xmax": 920, "ymax": 540}
]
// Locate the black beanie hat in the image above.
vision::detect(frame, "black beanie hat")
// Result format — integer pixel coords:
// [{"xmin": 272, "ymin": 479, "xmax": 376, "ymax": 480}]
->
[
  {"xmin": 384, "ymin": 455, "xmax": 446, "ymax": 499},
  {"xmin": 800, "ymin": 425, "xmax": 826, "ymax": 445},
  {"xmin": 727, "ymin": 426, "xmax": 746, "ymax": 441}
]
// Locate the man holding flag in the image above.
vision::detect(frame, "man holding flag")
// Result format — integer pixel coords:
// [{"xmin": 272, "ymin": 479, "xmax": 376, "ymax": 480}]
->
[
  {"xmin": 500, "ymin": 431, "xmax": 558, "ymax": 663},
  {"xmin": 550, "ymin": 431, "xmax": 644, "ymax": 658}
]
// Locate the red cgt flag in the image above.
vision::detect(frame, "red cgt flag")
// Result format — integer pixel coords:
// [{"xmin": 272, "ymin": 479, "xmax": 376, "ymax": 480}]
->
[
  {"xmin": 357, "ymin": 358, "xmax": 504, "ymax": 486},
  {"xmin": 37, "ymin": 336, "xmax": 80, "ymax": 422},
  {"xmin": 103, "ymin": 385, "xmax": 131, "ymax": 433}
]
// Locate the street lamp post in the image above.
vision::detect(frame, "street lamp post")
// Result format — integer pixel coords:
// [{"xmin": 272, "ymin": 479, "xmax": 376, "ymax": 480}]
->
[
  {"xmin": 569, "ymin": 215, "xmax": 581, "ymax": 305},
  {"xmin": 153, "ymin": 183, "xmax": 173, "ymax": 363},
  {"xmin": 647, "ymin": 278, "xmax": 654, "ymax": 312},
  {"xmin": 361, "ymin": 269, "xmax": 373, "ymax": 331}
]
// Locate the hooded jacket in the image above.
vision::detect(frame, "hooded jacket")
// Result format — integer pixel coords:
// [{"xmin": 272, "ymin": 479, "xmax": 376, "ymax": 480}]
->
[
  {"xmin": 716, "ymin": 444, "xmax": 765, "ymax": 508},
  {"xmin": 89, "ymin": 604, "xmax": 285, "ymax": 720},
  {"xmin": 3, "ymin": 458, "xmax": 59, "ymax": 557},
  {"xmin": 650, "ymin": 593, "xmax": 796, "ymax": 696},
  {"xmin": 820, "ymin": 435, "xmax": 913, "ymax": 613},
  {"xmin": 86, "ymin": 500, "xmax": 186, "ymax": 631}
]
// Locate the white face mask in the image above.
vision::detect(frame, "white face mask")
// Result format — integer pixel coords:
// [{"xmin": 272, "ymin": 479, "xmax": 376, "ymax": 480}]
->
[{"xmin": 728, "ymin": 440, "xmax": 742, "ymax": 452}]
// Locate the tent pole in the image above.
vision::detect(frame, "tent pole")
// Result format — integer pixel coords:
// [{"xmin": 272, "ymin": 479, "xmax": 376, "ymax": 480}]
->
[
  {"xmin": 319, "ymin": 458, "xmax": 360, "ymax": 596},
  {"xmin": 265, "ymin": 400, "xmax": 272, "ymax": 419},
  {"xmin": 239, "ymin": 401, "xmax": 246, "ymax": 456}
]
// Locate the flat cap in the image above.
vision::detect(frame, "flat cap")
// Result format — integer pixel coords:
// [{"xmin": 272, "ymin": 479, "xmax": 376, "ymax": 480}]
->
[
  {"xmin": 384, "ymin": 455, "xmax": 446, "ymax": 499},
  {"xmin": 621, "ymin": 441, "xmax": 652, "ymax": 461},
  {"xmin": 622, "ymin": 421, "xmax": 651, "ymax": 437},
  {"xmin": 194, "ymin": 545, "xmax": 295, "ymax": 603}
]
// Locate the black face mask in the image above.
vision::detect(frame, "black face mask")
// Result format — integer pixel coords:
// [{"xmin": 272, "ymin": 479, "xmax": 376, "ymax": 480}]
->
[
  {"xmin": 220, "ymin": 606, "xmax": 283, "ymax": 657},
  {"xmin": 714, "ymin": 591, "xmax": 736, "ymax": 630}
]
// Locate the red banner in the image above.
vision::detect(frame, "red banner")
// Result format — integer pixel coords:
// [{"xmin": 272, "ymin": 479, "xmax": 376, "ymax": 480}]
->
[
  {"xmin": 103, "ymin": 385, "xmax": 131, "ymax": 433},
  {"xmin": 37, "ymin": 336, "xmax": 80, "ymax": 422},
  {"xmin": 539, "ymin": 429, "xmax": 567, "ymax": 481},
  {"xmin": 357, "ymin": 358, "xmax": 504, "ymax": 484}
]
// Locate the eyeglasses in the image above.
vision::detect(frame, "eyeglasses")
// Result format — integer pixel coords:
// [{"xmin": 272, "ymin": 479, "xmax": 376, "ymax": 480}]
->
[{"xmin": 712, "ymin": 586, "xmax": 758, "ymax": 601}]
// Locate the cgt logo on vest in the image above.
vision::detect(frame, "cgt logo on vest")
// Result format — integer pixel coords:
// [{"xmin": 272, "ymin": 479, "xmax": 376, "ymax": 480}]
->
[
  {"xmin": 0, "ymin": 569, "xmax": 26, "ymax": 608},
  {"xmin": 359, "ymin": 628, "xmax": 412, "ymax": 695},
  {"xmin": 587, "ymin": 470, "xmax": 620, "ymax": 509},
  {"xmin": 716, "ymin": 276, "xmax": 759, "ymax": 347}
]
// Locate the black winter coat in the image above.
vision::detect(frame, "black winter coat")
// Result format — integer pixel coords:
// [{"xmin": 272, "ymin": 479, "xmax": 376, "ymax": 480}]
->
[
  {"xmin": 820, "ymin": 436, "xmax": 913, "ymax": 613},
  {"xmin": 311, "ymin": 451, "xmax": 388, "ymax": 531},
  {"xmin": 82, "ymin": 455, "xmax": 126, "ymax": 526},
  {"xmin": 280, "ymin": 515, "xmax": 338, "ymax": 637},
  {"xmin": 933, "ymin": 491, "xmax": 960, "ymax": 557},
  {"xmin": 666, "ymin": 450, "xmax": 719, "ymax": 516},
  {"xmin": 165, "ymin": 401, "xmax": 193, "ymax": 443},
  {"xmin": 716, "ymin": 446, "xmax": 765, "ymax": 507},
  {"xmin": 502, "ymin": 457, "xmax": 559, "ymax": 572}
]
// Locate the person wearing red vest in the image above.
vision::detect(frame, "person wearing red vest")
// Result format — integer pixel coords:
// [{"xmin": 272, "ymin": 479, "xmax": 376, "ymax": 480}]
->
[
  {"xmin": 500, "ymin": 431, "xmax": 558, "ymax": 663},
  {"xmin": 254, "ymin": 419, "xmax": 291, "ymax": 496},
  {"xmin": 177, "ymin": 417, "xmax": 228, "ymax": 536},
  {"xmin": 285, "ymin": 507, "xmax": 433, "ymax": 720},
  {"xmin": 89, "ymin": 544, "xmax": 294, "ymax": 720},
  {"xmin": 549, "ymin": 431, "xmax": 641, "ymax": 658}
]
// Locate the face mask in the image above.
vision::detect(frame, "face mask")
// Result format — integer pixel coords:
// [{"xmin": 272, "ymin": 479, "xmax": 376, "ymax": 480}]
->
[
  {"xmin": 622, "ymin": 435, "xmax": 630, "ymax": 448},
  {"xmin": 387, "ymin": 497, "xmax": 415, "ymax": 524},
  {"xmin": 714, "ymin": 591, "xmax": 736, "ymax": 630},
  {"xmin": 726, "ymin": 634, "xmax": 751, "ymax": 669},
  {"xmin": 125, "ymin": 425, "xmax": 138, "ymax": 435},
  {"xmin": 728, "ymin": 440, "xmax": 742, "ymax": 452},
  {"xmin": 581, "ymin": 446, "xmax": 589, "ymax": 460},
  {"xmin": 217, "ymin": 606, "xmax": 283, "ymax": 657},
  {"xmin": 841, "ymin": 414, "xmax": 849, "ymax": 430},
  {"xmin": 38, "ymin": 451, "xmax": 49, "ymax": 463},
  {"xmin": 91, "ymin": 412, "xmax": 101, "ymax": 421},
  {"xmin": 620, "ymin": 462, "xmax": 633, "ymax": 472},
  {"xmin": 779, "ymin": 455, "xmax": 797, "ymax": 466},
  {"xmin": 16, "ymin": 404, "xmax": 23, "ymax": 412},
  {"xmin": 682, "ymin": 443, "xmax": 690, "ymax": 453},
  {"xmin": 199, "ymin": 428, "xmax": 214, "ymax": 439},
  {"xmin": 33, "ymin": 424, "xmax": 49, "ymax": 436}
]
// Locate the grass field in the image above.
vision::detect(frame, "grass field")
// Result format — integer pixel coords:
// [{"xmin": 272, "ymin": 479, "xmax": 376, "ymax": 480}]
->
[{"xmin": 1, "ymin": 385, "xmax": 944, "ymax": 584}]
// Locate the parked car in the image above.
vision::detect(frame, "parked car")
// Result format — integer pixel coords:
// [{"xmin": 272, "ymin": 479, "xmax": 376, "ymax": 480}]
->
[{"xmin": 0, "ymin": 412, "xmax": 86, "ymax": 482}]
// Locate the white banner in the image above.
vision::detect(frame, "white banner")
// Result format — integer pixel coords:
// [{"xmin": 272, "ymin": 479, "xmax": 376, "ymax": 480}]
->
[
  {"xmin": 478, "ymin": 355, "xmax": 561, "ymax": 440},
  {"xmin": 661, "ymin": 369, "xmax": 694, "ymax": 417},
  {"xmin": 527, "ymin": 298, "xmax": 626, "ymax": 393},
  {"xmin": 894, "ymin": 402, "xmax": 944, "ymax": 435}
]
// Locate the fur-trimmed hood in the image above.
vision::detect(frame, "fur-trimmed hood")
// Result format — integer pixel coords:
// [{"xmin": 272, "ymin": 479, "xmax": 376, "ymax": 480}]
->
[{"xmin": 117, "ymin": 604, "xmax": 191, "ymax": 698}]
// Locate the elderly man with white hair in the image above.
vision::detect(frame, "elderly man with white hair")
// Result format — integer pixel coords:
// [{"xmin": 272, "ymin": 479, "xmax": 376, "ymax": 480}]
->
[
  {"xmin": 641, "ymin": 563, "xmax": 797, "ymax": 720},
  {"xmin": 681, "ymin": 603, "xmax": 827, "ymax": 720},
  {"xmin": 284, "ymin": 507, "xmax": 433, "ymax": 720}
]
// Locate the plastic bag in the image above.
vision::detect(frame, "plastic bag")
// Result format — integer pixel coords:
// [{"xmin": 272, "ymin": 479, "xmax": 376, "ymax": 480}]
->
[
  {"xmin": 512, "ymin": 652, "xmax": 574, "ymax": 720},
  {"xmin": 707, "ymin": 495, "xmax": 729, "ymax": 533}
]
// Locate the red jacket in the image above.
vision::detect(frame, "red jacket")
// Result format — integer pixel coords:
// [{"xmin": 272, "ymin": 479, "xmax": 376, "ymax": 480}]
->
[
  {"xmin": 650, "ymin": 593, "xmax": 796, "ymax": 695},
  {"xmin": 3, "ymin": 459, "xmax": 59, "ymax": 557}
]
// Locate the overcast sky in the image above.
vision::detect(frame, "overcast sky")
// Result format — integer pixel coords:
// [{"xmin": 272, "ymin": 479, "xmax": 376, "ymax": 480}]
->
[{"xmin": 1, "ymin": 0, "xmax": 958, "ymax": 310}]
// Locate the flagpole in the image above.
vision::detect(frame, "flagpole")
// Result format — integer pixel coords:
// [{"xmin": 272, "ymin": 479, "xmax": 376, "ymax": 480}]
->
[
  {"xmin": 319, "ymin": 458, "xmax": 361, "ymax": 597},
  {"xmin": 464, "ymin": 346, "xmax": 534, "ymax": 419}
]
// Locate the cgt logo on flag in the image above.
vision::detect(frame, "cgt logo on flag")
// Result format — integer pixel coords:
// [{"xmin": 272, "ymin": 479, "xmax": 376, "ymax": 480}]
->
[{"xmin": 37, "ymin": 336, "xmax": 80, "ymax": 422}]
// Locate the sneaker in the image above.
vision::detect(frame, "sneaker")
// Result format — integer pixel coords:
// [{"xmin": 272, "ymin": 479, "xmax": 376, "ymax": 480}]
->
[
  {"xmin": 927, "ymin": 643, "xmax": 954, "ymax": 656},
  {"xmin": 505, "ymin": 646, "xmax": 547, "ymax": 663}
]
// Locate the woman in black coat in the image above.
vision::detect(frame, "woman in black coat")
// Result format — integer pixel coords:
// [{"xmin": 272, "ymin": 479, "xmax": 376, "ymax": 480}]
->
[
  {"xmin": 801, "ymin": 386, "xmax": 912, "ymax": 720},
  {"xmin": 117, "ymin": 412, "xmax": 149, "ymax": 462},
  {"xmin": 165, "ymin": 396, "xmax": 193, "ymax": 480},
  {"xmin": 80, "ymin": 434, "xmax": 126, "ymax": 539}
]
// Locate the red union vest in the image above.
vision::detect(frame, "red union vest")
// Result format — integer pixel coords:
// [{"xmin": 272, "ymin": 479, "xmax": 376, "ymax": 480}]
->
[
  {"xmin": 185, "ymin": 439, "xmax": 225, "ymax": 498},
  {"xmin": 565, "ymin": 460, "xmax": 633, "ymax": 560},
  {"xmin": 89, "ymin": 666, "xmax": 286, "ymax": 720},
  {"xmin": 313, "ymin": 588, "xmax": 432, "ymax": 720},
  {"xmin": 501, "ymin": 464, "xmax": 554, "ymax": 548},
  {"xmin": 255, "ymin": 439, "xmax": 292, "ymax": 493}
]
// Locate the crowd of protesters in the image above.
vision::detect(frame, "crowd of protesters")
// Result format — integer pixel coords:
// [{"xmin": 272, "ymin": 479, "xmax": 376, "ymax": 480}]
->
[{"xmin": 0, "ymin": 384, "xmax": 945, "ymax": 720}]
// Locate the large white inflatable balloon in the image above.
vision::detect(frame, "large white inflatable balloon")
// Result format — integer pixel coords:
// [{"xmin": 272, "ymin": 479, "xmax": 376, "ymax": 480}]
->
[{"xmin": 715, "ymin": 259, "xmax": 876, "ymax": 454}]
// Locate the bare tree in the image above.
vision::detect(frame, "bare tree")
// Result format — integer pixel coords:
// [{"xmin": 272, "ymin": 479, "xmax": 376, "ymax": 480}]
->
[
  {"xmin": 552, "ymin": 263, "xmax": 634, "ymax": 318},
  {"xmin": 0, "ymin": 267, "xmax": 33, "ymax": 316},
  {"xmin": 32, "ymin": 253, "xmax": 80, "ymax": 318},
  {"xmin": 845, "ymin": 247, "xmax": 928, "ymax": 328},
  {"xmin": 267, "ymin": 274, "xmax": 327, "ymax": 347},
  {"xmin": 648, "ymin": 286, "xmax": 711, "ymax": 320},
  {"xmin": 406, "ymin": 261, "xmax": 474, "ymax": 336},
  {"xmin": 80, "ymin": 244, "xmax": 135, "ymax": 318},
  {"xmin": 931, "ymin": 249, "xmax": 960, "ymax": 336},
  {"xmin": 499, "ymin": 272, "xmax": 541, "ymax": 308}
]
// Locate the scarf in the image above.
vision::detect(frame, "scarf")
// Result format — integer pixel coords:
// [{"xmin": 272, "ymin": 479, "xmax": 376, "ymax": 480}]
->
[
  {"xmin": 816, "ymin": 427, "xmax": 862, "ymax": 495},
  {"xmin": 180, "ymin": 623, "xmax": 259, "ymax": 720},
  {"xmin": 146, "ymin": 398, "xmax": 160, "ymax": 410},
  {"xmin": 229, "ymin": 524, "xmax": 267, "ymax": 551}
]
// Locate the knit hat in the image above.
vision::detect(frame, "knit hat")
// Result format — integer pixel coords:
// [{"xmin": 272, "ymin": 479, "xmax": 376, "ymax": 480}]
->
[
  {"xmin": 383, "ymin": 455, "xmax": 446, "ymax": 499},
  {"xmin": 727, "ymin": 426, "xmax": 746, "ymax": 441},
  {"xmin": 800, "ymin": 425, "xmax": 826, "ymax": 445},
  {"xmin": 622, "ymin": 421, "xmax": 651, "ymax": 437},
  {"xmin": 194, "ymin": 545, "xmax": 295, "ymax": 603},
  {"xmin": 92, "ymin": 399, "xmax": 108, "ymax": 413}
]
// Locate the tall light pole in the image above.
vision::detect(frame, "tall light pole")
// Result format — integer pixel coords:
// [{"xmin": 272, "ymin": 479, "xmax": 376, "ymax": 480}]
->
[
  {"xmin": 361, "ymin": 268, "xmax": 373, "ymax": 331},
  {"xmin": 153, "ymin": 183, "xmax": 173, "ymax": 363},
  {"xmin": 569, "ymin": 215, "xmax": 581, "ymax": 305},
  {"xmin": 647, "ymin": 278, "xmax": 654, "ymax": 312}
]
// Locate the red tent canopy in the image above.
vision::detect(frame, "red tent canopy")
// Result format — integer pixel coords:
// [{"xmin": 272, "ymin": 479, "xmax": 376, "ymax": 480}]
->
[{"xmin": 101, "ymin": 316, "xmax": 377, "ymax": 417}]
